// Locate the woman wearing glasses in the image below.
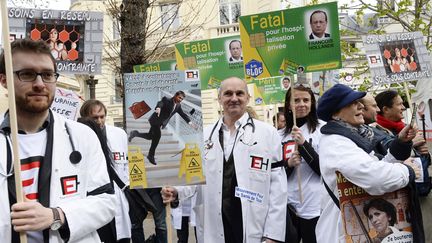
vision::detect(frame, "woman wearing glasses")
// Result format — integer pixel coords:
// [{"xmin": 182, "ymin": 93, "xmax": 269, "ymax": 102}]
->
[{"xmin": 281, "ymin": 84, "xmax": 324, "ymax": 243}]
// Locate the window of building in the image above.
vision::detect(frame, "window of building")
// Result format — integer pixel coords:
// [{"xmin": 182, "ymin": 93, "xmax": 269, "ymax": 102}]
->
[
  {"xmin": 113, "ymin": 77, "xmax": 122, "ymax": 104},
  {"xmin": 219, "ymin": 0, "xmax": 240, "ymax": 25},
  {"xmin": 161, "ymin": 4, "xmax": 180, "ymax": 29}
]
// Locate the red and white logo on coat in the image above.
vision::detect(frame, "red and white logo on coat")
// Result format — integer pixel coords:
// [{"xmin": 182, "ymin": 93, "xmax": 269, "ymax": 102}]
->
[
  {"xmin": 250, "ymin": 156, "xmax": 269, "ymax": 171},
  {"xmin": 282, "ymin": 140, "xmax": 296, "ymax": 161},
  {"xmin": 21, "ymin": 157, "xmax": 42, "ymax": 200},
  {"xmin": 60, "ymin": 175, "xmax": 78, "ymax": 195}
]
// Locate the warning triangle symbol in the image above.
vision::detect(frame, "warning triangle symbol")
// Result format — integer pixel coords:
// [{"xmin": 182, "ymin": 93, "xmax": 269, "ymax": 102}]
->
[
  {"xmin": 130, "ymin": 164, "xmax": 143, "ymax": 175},
  {"xmin": 188, "ymin": 158, "xmax": 199, "ymax": 168}
]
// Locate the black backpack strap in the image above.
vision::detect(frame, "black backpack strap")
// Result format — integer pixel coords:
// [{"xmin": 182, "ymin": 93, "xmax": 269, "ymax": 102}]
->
[
  {"xmin": 108, "ymin": 165, "xmax": 126, "ymax": 190},
  {"xmin": 323, "ymin": 179, "xmax": 340, "ymax": 209},
  {"xmin": 271, "ymin": 160, "xmax": 285, "ymax": 169}
]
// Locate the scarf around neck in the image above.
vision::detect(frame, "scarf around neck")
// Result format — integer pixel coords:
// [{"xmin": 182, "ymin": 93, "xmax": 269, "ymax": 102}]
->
[
  {"xmin": 376, "ymin": 114, "xmax": 405, "ymax": 135},
  {"xmin": 321, "ymin": 119, "xmax": 375, "ymax": 153}
]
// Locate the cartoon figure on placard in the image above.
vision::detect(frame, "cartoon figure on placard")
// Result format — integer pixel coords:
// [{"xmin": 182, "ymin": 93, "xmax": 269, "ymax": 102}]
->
[{"xmin": 128, "ymin": 91, "xmax": 197, "ymax": 165}]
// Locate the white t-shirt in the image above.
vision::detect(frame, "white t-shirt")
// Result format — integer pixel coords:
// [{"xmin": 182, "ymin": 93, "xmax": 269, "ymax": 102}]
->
[
  {"xmin": 280, "ymin": 121, "xmax": 325, "ymax": 219},
  {"xmin": 18, "ymin": 130, "xmax": 47, "ymax": 243}
]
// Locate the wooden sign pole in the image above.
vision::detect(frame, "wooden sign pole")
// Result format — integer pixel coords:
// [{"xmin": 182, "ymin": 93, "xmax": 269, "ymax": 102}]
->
[
  {"xmin": 290, "ymin": 76, "xmax": 303, "ymax": 204},
  {"xmin": 0, "ymin": 1, "xmax": 27, "ymax": 242}
]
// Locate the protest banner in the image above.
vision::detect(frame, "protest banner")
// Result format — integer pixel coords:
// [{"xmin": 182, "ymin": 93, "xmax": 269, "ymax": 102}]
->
[
  {"xmin": 363, "ymin": 31, "xmax": 432, "ymax": 86},
  {"xmin": 133, "ymin": 60, "xmax": 177, "ymax": 73},
  {"xmin": 249, "ymin": 76, "xmax": 287, "ymax": 105},
  {"xmin": 50, "ymin": 87, "xmax": 81, "ymax": 120},
  {"xmin": 124, "ymin": 70, "xmax": 205, "ymax": 188},
  {"xmin": 239, "ymin": 2, "xmax": 341, "ymax": 80},
  {"xmin": 175, "ymin": 36, "xmax": 244, "ymax": 89},
  {"xmin": 336, "ymin": 172, "xmax": 415, "ymax": 243},
  {"xmin": 8, "ymin": 7, "xmax": 103, "ymax": 74}
]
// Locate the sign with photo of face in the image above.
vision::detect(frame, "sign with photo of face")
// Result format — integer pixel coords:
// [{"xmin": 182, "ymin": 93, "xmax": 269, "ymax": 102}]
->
[
  {"xmin": 239, "ymin": 2, "xmax": 341, "ymax": 80},
  {"xmin": 8, "ymin": 8, "xmax": 103, "ymax": 74},
  {"xmin": 175, "ymin": 36, "xmax": 244, "ymax": 90},
  {"xmin": 363, "ymin": 32, "xmax": 432, "ymax": 85}
]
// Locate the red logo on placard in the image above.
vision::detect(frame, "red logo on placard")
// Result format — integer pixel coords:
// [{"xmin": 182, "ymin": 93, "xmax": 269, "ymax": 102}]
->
[
  {"xmin": 282, "ymin": 141, "xmax": 296, "ymax": 161},
  {"xmin": 60, "ymin": 175, "xmax": 78, "ymax": 195}
]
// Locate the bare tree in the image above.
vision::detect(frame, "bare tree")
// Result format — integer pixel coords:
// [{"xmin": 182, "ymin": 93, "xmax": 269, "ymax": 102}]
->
[{"xmin": 104, "ymin": 0, "xmax": 212, "ymax": 126}]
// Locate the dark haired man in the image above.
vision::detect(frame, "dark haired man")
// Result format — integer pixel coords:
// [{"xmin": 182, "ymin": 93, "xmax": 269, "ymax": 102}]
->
[
  {"xmin": 309, "ymin": 10, "xmax": 330, "ymax": 40},
  {"xmin": 228, "ymin": 40, "xmax": 243, "ymax": 63},
  {"xmin": 375, "ymin": 90, "xmax": 431, "ymax": 197},
  {"xmin": 0, "ymin": 39, "xmax": 115, "ymax": 242},
  {"xmin": 80, "ymin": 99, "xmax": 131, "ymax": 242}
]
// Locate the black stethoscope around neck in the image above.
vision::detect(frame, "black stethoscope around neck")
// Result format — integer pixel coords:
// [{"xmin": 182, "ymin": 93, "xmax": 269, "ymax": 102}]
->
[
  {"xmin": 1, "ymin": 122, "xmax": 82, "ymax": 176},
  {"xmin": 204, "ymin": 113, "xmax": 256, "ymax": 150},
  {"xmin": 65, "ymin": 123, "xmax": 82, "ymax": 164}
]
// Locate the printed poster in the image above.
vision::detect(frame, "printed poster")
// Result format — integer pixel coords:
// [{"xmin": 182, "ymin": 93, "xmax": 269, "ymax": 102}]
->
[
  {"xmin": 8, "ymin": 7, "xmax": 104, "ymax": 74},
  {"xmin": 124, "ymin": 70, "xmax": 205, "ymax": 188},
  {"xmin": 362, "ymin": 32, "xmax": 432, "ymax": 85},
  {"xmin": 133, "ymin": 60, "xmax": 177, "ymax": 73},
  {"xmin": 239, "ymin": 2, "xmax": 341, "ymax": 80},
  {"xmin": 250, "ymin": 76, "xmax": 290, "ymax": 105},
  {"xmin": 50, "ymin": 87, "xmax": 81, "ymax": 120},
  {"xmin": 175, "ymin": 36, "xmax": 244, "ymax": 90},
  {"xmin": 336, "ymin": 172, "xmax": 414, "ymax": 243}
]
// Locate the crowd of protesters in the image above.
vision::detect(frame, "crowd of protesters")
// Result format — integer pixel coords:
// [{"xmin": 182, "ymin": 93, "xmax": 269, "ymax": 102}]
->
[{"xmin": 0, "ymin": 39, "xmax": 430, "ymax": 243}]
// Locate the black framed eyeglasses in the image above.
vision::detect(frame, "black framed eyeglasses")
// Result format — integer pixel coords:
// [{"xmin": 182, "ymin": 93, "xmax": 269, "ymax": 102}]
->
[{"xmin": 14, "ymin": 69, "xmax": 59, "ymax": 83}]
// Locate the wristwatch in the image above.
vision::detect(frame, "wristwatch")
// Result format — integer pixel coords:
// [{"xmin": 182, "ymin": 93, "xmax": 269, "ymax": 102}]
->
[{"xmin": 50, "ymin": 208, "xmax": 62, "ymax": 231}]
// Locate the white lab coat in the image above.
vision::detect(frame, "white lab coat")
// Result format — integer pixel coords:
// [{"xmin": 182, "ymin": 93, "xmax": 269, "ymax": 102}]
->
[
  {"xmin": 171, "ymin": 189, "xmax": 196, "ymax": 230},
  {"xmin": 106, "ymin": 125, "xmax": 132, "ymax": 240},
  {"xmin": 316, "ymin": 134, "xmax": 411, "ymax": 243},
  {"xmin": 280, "ymin": 121, "xmax": 324, "ymax": 219},
  {"xmin": 183, "ymin": 114, "xmax": 287, "ymax": 243},
  {"xmin": 0, "ymin": 113, "xmax": 116, "ymax": 243}
]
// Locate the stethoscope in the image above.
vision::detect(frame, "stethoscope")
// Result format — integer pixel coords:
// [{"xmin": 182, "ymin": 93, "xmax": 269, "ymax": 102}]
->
[
  {"xmin": 65, "ymin": 123, "xmax": 82, "ymax": 164},
  {"xmin": 0, "ymin": 123, "xmax": 82, "ymax": 178},
  {"xmin": 204, "ymin": 113, "xmax": 257, "ymax": 150}
]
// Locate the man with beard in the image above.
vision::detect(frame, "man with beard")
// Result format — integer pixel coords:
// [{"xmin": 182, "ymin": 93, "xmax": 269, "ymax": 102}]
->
[{"xmin": 0, "ymin": 39, "xmax": 115, "ymax": 242}]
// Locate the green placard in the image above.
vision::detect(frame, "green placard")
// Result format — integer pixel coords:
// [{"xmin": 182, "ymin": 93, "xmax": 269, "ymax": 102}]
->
[
  {"xmin": 133, "ymin": 60, "xmax": 177, "ymax": 73},
  {"xmin": 239, "ymin": 2, "xmax": 341, "ymax": 80},
  {"xmin": 250, "ymin": 76, "xmax": 288, "ymax": 105},
  {"xmin": 175, "ymin": 36, "xmax": 244, "ymax": 90}
]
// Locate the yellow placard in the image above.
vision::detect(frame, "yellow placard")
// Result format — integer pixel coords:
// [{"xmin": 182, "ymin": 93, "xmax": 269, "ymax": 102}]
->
[
  {"xmin": 128, "ymin": 146, "xmax": 148, "ymax": 188},
  {"xmin": 178, "ymin": 143, "xmax": 204, "ymax": 183}
]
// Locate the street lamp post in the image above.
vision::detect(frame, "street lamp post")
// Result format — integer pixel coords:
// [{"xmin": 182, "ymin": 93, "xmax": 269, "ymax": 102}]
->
[{"xmin": 86, "ymin": 75, "xmax": 98, "ymax": 99}]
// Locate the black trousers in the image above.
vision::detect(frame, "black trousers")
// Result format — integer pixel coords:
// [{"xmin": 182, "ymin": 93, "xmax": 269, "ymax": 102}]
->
[
  {"xmin": 286, "ymin": 206, "xmax": 319, "ymax": 243},
  {"xmin": 136, "ymin": 125, "xmax": 161, "ymax": 157},
  {"xmin": 176, "ymin": 216, "xmax": 189, "ymax": 243}
]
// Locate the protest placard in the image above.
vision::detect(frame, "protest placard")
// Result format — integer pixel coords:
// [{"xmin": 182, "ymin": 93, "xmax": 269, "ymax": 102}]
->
[
  {"xmin": 363, "ymin": 32, "xmax": 432, "ymax": 85},
  {"xmin": 50, "ymin": 87, "xmax": 81, "ymax": 120},
  {"xmin": 133, "ymin": 60, "xmax": 177, "ymax": 73},
  {"xmin": 124, "ymin": 70, "xmax": 205, "ymax": 188},
  {"xmin": 175, "ymin": 36, "xmax": 244, "ymax": 89},
  {"xmin": 336, "ymin": 172, "xmax": 414, "ymax": 243},
  {"xmin": 8, "ymin": 7, "xmax": 103, "ymax": 74},
  {"xmin": 239, "ymin": 2, "xmax": 341, "ymax": 80}
]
